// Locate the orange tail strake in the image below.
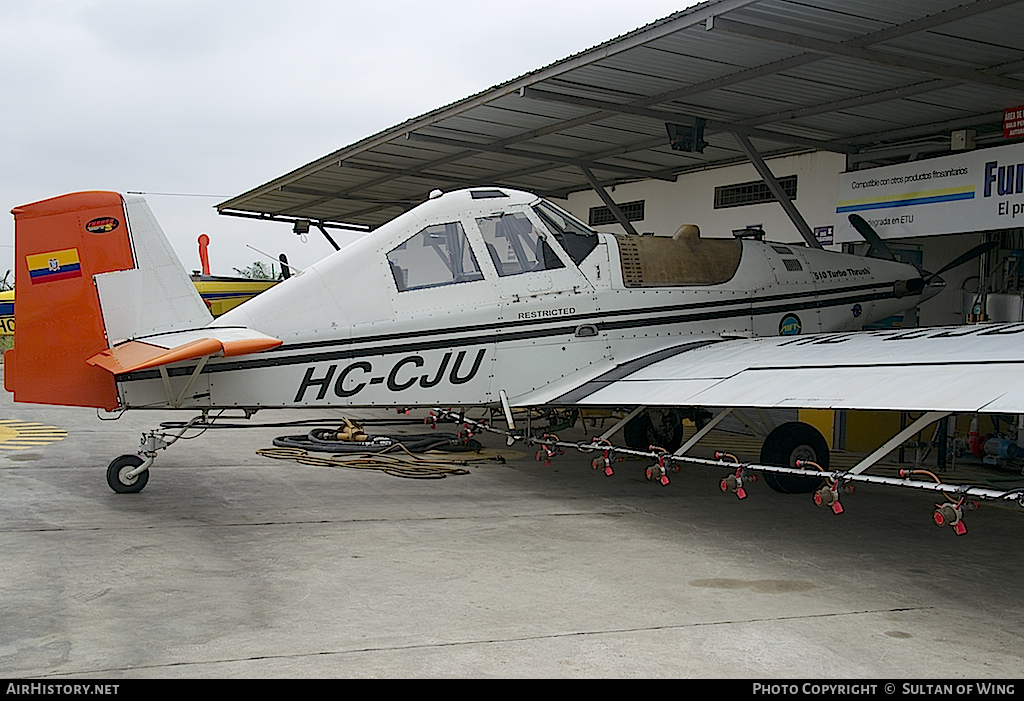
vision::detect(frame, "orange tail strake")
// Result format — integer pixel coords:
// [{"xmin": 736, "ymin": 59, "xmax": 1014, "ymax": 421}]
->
[{"xmin": 5, "ymin": 192, "xmax": 136, "ymax": 410}]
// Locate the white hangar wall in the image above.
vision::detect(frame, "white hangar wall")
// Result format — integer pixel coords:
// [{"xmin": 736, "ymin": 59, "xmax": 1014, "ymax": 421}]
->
[{"xmin": 561, "ymin": 151, "xmax": 847, "ymax": 243}]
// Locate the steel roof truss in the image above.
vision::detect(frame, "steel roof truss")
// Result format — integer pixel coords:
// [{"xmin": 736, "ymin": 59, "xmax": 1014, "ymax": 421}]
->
[
  {"xmin": 518, "ymin": 86, "xmax": 857, "ymax": 154},
  {"xmin": 405, "ymin": 131, "xmax": 678, "ymax": 181}
]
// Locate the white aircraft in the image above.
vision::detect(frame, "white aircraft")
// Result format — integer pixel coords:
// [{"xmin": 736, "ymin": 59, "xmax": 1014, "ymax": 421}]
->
[{"xmin": 6, "ymin": 187, "xmax": 1023, "ymax": 531}]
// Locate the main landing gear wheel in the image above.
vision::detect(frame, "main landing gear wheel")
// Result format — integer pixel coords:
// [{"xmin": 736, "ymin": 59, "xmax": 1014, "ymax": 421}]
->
[
  {"xmin": 624, "ymin": 408, "xmax": 684, "ymax": 453},
  {"xmin": 106, "ymin": 454, "xmax": 149, "ymax": 494},
  {"xmin": 759, "ymin": 422, "xmax": 828, "ymax": 494}
]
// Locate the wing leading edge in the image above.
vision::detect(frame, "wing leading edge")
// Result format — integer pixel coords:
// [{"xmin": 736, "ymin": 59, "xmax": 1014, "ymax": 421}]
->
[{"xmin": 566, "ymin": 324, "xmax": 1024, "ymax": 415}]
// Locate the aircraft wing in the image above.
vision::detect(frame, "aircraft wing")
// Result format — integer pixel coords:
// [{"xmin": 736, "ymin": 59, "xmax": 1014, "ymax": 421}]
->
[
  {"xmin": 561, "ymin": 323, "xmax": 1024, "ymax": 414},
  {"xmin": 86, "ymin": 326, "xmax": 282, "ymax": 374}
]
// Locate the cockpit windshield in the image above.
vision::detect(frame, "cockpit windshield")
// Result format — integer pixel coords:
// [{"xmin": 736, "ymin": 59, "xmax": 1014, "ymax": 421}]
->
[
  {"xmin": 533, "ymin": 200, "xmax": 599, "ymax": 265},
  {"xmin": 476, "ymin": 212, "xmax": 565, "ymax": 277}
]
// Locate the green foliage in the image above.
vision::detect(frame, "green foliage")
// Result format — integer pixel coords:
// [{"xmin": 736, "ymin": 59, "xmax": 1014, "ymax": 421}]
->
[{"xmin": 232, "ymin": 261, "xmax": 278, "ymax": 280}]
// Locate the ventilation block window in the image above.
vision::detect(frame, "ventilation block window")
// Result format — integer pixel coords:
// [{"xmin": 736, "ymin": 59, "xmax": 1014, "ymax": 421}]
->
[
  {"xmin": 588, "ymin": 200, "xmax": 645, "ymax": 226},
  {"xmin": 714, "ymin": 176, "xmax": 797, "ymax": 209}
]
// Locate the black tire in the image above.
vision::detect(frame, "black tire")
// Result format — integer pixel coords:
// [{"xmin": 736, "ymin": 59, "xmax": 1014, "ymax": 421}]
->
[
  {"xmin": 107, "ymin": 454, "xmax": 149, "ymax": 494},
  {"xmin": 759, "ymin": 422, "xmax": 828, "ymax": 494},
  {"xmin": 624, "ymin": 408, "xmax": 684, "ymax": 453}
]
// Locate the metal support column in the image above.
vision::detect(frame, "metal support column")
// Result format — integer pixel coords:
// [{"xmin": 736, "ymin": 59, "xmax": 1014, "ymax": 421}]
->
[
  {"xmin": 579, "ymin": 166, "xmax": 639, "ymax": 236},
  {"xmin": 731, "ymin": 133, "xmax": 822, "ymax": 249},
  {"xmin": 316, "ymin": 223, "xmax": 341, "ymax": 251}
]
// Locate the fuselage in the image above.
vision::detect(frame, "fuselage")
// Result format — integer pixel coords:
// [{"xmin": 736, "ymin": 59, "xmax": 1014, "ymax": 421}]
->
[{"xmin": 115, "ymin": 188, "xmax": 924, "ymax": 410}]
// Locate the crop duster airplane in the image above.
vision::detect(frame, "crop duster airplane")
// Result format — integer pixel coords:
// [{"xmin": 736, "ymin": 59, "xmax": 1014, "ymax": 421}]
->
[{"xmin": 6, "ymin": 187, "xmax": 1024, "ymax": 529}]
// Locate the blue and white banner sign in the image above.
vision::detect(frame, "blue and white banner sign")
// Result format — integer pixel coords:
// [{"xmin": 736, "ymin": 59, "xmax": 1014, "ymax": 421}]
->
[{"xmin": 835, "ymin": 141, "xmax": 1024, "ymax": 243}]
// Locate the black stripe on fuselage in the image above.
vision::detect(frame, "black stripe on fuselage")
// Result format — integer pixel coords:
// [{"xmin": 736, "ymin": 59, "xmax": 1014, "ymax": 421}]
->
[
  {"xmin": 255, "ymin": 281, "xmax": 894, "ymax": 354},
  {"xmin": 117, "ymin": 284, "xmax": 901, "ymax": 382}
]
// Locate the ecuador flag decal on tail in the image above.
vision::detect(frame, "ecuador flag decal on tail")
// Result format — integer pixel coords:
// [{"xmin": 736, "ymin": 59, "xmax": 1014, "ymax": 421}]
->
[{"xmin": 27, "ymin": 248, "xmax": 82, "ymax": 284}]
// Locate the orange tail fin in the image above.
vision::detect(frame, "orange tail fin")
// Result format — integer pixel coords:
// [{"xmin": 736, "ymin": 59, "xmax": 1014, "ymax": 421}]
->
[{"xmin": 5, "ymin": 192, "xmax": 212, "ymax": 409}]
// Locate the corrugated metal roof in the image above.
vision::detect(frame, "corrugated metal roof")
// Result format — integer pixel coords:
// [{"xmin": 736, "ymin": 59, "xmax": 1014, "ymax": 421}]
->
[{"xmin": 217, "ymin": 0, "xmax": 1024, "ymax": 230}]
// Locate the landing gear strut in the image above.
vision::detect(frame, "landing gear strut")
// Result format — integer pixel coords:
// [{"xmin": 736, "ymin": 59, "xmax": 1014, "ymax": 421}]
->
[
  {"xmin": 759, "ymin": 422, "xmax": 828, "ymax": 494},
  {"xmin": 103, "ymin": 411, "xmax": 230, "ymax": 493}
]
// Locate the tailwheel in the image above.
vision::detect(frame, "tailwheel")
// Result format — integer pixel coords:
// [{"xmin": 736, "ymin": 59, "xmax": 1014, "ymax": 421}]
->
[
  {"xmin": 106, "ymin": 454, "xmax": 149, "ymax": 494},
  {"xmin": 759, "ymin": 422, "xmax": 828, "ymax": 494},
  {"xmin": 624, "ymin": 408, "xmax": 684, "ymax": 453}
]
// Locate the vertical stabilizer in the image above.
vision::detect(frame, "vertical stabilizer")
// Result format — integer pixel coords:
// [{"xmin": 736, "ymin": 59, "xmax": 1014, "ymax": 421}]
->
[
  {"xmin": 93, "ymin": 196, "xmax": 212, "ymax": 344},
  {"xmin": 5, "ymin": 192, "xmax": 212, "ymax": 409}
]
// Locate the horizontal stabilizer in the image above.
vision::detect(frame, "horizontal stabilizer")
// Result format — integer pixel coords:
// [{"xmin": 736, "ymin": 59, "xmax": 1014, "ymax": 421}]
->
[{"xmin": 87, "ymin": 327, "xmax": 282, "ymax": 374}]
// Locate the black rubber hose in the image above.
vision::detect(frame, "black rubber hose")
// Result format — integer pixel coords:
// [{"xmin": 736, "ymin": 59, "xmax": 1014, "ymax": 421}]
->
[{"xmin": 272, "ymin": 431, "xmax": 481, "ymax": 454}]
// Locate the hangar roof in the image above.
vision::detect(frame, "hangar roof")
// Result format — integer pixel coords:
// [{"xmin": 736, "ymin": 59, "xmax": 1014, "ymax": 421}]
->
[{"xmin": 217, "ymin": 0, "xmax": 1024, "ymax": 231}]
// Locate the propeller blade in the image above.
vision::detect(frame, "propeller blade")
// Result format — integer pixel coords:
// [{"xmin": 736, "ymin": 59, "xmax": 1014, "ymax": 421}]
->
[
  {"xmin": 924, "ymin": 241, "xmax": 998, "ymax": 284},
  {"xmin": 848, "ymin": 214, "xmax": 896, "ymax": 261}
]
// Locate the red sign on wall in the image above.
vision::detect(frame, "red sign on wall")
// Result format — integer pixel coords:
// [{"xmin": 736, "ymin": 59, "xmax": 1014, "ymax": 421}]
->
[{"xmin": 1005, "ymin": 105, "xmax": 1024, "ymax": 139}]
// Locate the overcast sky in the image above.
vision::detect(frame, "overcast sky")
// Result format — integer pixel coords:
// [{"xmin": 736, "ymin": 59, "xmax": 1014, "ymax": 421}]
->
[{"xmin": 1, "ymin": 0, "xmax": 696, "ymax": 278}]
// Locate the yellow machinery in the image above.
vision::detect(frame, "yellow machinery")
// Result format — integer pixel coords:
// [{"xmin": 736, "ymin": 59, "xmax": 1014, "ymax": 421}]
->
[{"xmin": 189, "ymin": 276, "xmax": 278, "ymax": 317}]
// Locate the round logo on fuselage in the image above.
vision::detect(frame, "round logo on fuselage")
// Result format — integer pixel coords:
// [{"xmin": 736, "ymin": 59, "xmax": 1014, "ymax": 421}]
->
[{"xmin": 779, "ymin": 313, "xmax": 802, "ymax": 335}]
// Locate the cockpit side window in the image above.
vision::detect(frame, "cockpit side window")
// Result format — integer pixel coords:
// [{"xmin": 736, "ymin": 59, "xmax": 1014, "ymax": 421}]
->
[
  {"xmin": 387, "ymin": 222, "xmax": 484, "ymax": 292},
  {"xmin": 533, "ymin": 200, "xmax": 599, "ymax": 265},
  {"xmin": 476, "ymin": 212, "xmax": 565, "ymax": 277}
]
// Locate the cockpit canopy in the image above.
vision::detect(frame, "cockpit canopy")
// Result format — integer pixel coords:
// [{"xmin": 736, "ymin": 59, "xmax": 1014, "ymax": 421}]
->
[
  {"xmin": 376, "ymin": 187, "xmax": 740, "ymax": 294},
  {"xmin": 384, "ymin": 191, "xmax": 599, "ymax": 294}
]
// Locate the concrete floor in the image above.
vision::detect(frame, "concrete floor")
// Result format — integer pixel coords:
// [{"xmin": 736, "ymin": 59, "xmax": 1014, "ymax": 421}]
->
[{"xmin": 1, "ymin": 381, "xmax": 1023, "ymax": 679}]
